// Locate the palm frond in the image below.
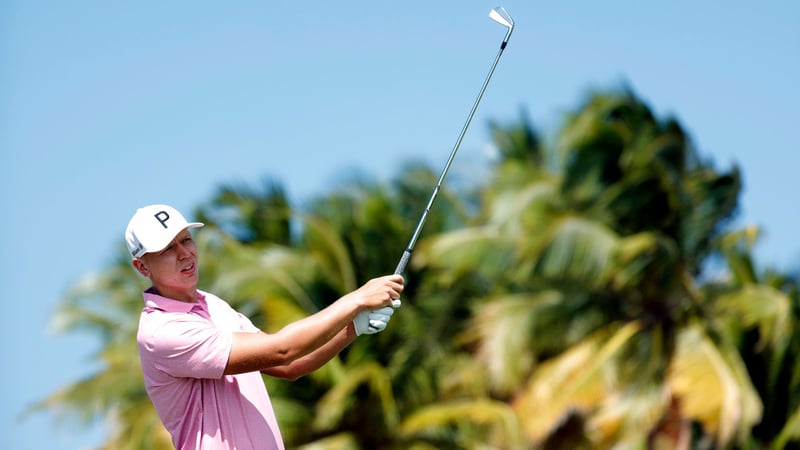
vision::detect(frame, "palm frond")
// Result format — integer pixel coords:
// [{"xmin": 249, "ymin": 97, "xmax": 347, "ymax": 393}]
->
[
  {"xmin": 398, "ymin": 399, "xmax": 524, "ymax": 449},
  {"xmin": 715, "ymin": 284, "xmax": 793, "ymax": 352},
  {"xmin": 527, "ymin": 215, "xmax": 619, "ymax": 287},
  {"xmin": 302, "ymin": 214, "xmax": 358, "ymax": 293},
  {"xmin": 413, "ymin": 225, "xmax": 509, "ymax": 277},
  {"xmin": 313, "ymin": 362, "xmax": 398, "ymax": 431},
  {"xmin": 461, "ymin": 291, "xmax": 567, "ymax": 394},
  {"xmin": 667, "ymin": 323, "xmax": 762, "ymax": 446},
  {"xmin": 512, "ymin": 321, "xmax": 641, "ymax": 442}
]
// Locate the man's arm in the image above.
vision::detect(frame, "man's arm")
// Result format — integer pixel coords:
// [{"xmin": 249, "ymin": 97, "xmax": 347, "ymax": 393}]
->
[{"xmin": 223, "ymin": 275, "xmax": 402, "ymax": 376}]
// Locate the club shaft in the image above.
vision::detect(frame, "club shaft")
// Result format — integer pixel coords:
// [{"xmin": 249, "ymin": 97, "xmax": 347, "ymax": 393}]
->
[{"xmin": 394, "ymin": 39, "xmax": 510, "ymax": 275}]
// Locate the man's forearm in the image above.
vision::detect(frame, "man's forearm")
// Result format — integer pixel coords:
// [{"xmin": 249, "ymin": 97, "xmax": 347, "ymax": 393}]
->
[
  {"xmin": 262, "ymin": 323, "xmax": 356, "ymax": 380},
  {"xmin": 226, "ymin": 275, "xmax": 402, "ymax": 376}
]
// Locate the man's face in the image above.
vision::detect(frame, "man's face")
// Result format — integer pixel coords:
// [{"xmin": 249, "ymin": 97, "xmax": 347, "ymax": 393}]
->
[{"xmin": 136, "ymin": 228, "xmax": 200, "ymax": 301}]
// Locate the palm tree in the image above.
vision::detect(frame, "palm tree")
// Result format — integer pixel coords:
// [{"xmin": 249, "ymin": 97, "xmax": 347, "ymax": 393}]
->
[
  {"xmin": 416, "ymin": 89, "xmax": 785, "ymax": 448},
  {"xmin": 711, "ymin": 228, "xmax": 800, "ymax": 449}
]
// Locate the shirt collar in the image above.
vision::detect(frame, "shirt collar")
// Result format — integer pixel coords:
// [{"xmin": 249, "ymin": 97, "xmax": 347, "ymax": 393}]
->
[{"xmin": 142, "ymin": 287, "xmax": 208, "ymax": 313}]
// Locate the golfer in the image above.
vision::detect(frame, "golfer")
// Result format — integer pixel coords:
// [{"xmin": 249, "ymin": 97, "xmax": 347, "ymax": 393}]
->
[{"xmin": 125, "ymin": 204, "xmax": 404, "ymax": 449}]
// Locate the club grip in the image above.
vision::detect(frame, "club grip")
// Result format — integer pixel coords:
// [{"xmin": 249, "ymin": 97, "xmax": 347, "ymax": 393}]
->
[{"xmin": 394, "ymin": 249, "xmax": 412, "ymax": 275}]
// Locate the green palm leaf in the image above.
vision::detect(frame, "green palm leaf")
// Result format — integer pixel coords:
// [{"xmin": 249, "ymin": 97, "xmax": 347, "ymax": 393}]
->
[
  {"xmin": 527, "ymin": 215, "xmax": 618, "ymax": 287},
  {"xmin": 413, "ymin": 225, "xmax": 510, "ymax": 277},
  {"xmin": 313, "ymin": 362, "xmax": 398, "ymax": 432},
  {"xmin": 302, "ymin": 214, "xmax": 358, "ymax": 293},
  {"xmin": 398, "ymin": 399, "xmax": 524, "ymax": 449},
  {"xmin": 715, "ymin": 284, "xmax": 793, "ymax": 353}
]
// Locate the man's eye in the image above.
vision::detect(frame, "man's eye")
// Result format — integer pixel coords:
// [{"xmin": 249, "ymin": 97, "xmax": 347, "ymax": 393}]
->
[{"xmin": 183, "ymin": 237, "xmax": 193, "ymax": 244}]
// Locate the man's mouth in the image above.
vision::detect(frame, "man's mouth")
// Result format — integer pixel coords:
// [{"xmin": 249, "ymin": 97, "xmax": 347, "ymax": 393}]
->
[{"xmin": 181, "ymin": 263, "xmax": 195, "ymax": 274}]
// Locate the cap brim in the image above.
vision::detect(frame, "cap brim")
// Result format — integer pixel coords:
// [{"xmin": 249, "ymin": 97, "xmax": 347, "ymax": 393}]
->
[{"xmin": 147, "ymin": 222, "xmax": 205, "ymax": 254}]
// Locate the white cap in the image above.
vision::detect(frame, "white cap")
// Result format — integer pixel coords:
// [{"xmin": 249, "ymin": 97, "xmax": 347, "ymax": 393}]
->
[{"xmin": 125, "ymin": 204, "xmax": 204, "ymax": 258}]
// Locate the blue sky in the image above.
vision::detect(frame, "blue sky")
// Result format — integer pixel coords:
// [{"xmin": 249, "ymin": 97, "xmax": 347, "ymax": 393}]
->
[{"xmin": 1, "ymin": 1, "xmax": 798, "ymax": 448}]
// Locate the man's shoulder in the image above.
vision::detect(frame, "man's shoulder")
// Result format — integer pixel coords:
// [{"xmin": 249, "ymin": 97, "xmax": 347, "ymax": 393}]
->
[
  {"xmin": 197, "ymin": 289, "xmax": 226, "ymax": 304},
  {"xmin": 198, "ymin": 290, "xmax": 237, "ymax": 312}
]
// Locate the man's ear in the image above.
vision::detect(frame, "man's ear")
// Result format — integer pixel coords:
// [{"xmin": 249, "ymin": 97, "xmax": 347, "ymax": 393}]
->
[{"xmin": 132, "ymin": 258, "xmax": 150, "ymax": 278}]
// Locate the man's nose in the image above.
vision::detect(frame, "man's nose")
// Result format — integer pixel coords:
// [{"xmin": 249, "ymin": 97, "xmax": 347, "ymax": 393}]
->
[{"xmin": 175, "ymin": 242, "xmax": 190, "ymax": 258}]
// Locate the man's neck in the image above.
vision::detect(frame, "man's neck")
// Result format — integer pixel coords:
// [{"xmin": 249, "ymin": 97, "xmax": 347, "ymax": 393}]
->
[{"xmin": 151, "ymin": 285, "xmax": 198, "ymax": 303}]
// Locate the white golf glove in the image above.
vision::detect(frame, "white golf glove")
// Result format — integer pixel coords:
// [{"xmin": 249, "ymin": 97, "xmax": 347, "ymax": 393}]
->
[{"xmin": 354, "ymin": 306, "xmax": 396, "ymax": 336}]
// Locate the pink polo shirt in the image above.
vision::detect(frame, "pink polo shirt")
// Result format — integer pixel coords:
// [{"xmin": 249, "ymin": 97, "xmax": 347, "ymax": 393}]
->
[{"xmin": 137, "ymin": 288, "xmax": 284, "ymax": 450}]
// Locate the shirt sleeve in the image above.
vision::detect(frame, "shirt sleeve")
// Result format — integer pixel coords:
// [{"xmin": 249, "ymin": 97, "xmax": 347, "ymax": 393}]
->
[
  {"xmin": 236, "ymin": 311, "xmax": 261, "ymax": 333},
  {"xmin": 140, "ymin": 313, "xmax": 232, "ymax": 379}
]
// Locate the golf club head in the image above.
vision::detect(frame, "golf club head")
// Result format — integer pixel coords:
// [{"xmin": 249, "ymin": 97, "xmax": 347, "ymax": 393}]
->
[
  {"xmin": 489, "ymin": 6, "xmax": 514, "ymax": 45},
  {"xmin": 489, "ymin": 6, "xmax": 514, "ymax": 28}
]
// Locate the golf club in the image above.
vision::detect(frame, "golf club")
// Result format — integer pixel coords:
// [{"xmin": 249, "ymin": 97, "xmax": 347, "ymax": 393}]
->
[{"xmin": 394, "ymin": 6, "xmax": 514, "ymax": 276}]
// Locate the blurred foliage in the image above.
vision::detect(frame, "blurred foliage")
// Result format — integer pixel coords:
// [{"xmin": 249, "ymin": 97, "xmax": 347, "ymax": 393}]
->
[{"xmin": 37, "ymin": 89, "xmax": 800, "ymax": 449}]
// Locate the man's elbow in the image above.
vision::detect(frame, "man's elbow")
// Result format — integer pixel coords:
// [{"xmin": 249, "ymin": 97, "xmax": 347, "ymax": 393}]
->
[{"xmin": 262, "ymin": 365, "xmax": 307, "ymax": 381}]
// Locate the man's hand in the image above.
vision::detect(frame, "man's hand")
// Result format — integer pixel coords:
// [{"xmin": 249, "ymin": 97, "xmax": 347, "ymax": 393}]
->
[
  {"xmin": 354, "ymin": 306, "xmax": 396, "ymax": 335},
  {"xmin": 348, "ymin": 275, "xmax": 404, "ymax": 310},
  {"xmin": 348, "ymin": 275, "xmax": 403, "ymax": 335}
]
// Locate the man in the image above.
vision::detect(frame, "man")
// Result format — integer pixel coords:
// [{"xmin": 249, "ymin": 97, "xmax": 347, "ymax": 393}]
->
[{"xmin": 125, "ymin": 204, "xmax": 404, "ymax": 449}]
